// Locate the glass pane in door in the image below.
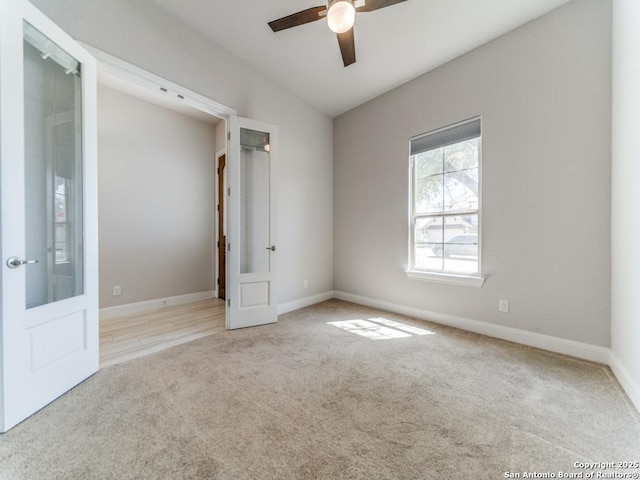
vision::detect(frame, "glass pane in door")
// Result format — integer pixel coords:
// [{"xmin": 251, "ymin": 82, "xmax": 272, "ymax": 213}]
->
[
  {"xmin": 23, "ymin": 22, "xmax": 84, "ymax": 309},
  {"xmin": 239, "ymin": 128, "xmax": 270, "ymax": 274}
]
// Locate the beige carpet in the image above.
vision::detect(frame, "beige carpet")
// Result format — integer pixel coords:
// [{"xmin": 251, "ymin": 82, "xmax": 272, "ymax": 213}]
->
[{"xmin": 0, "ymin": 300, "xmax": 638, "ymax": 480}]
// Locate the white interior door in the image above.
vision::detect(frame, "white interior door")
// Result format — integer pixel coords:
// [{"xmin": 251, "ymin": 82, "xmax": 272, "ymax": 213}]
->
[
  {"xmin": 227, "ymin": 116, "xmax": 278, "ymax": 329},
  {"xmin": 0, "ymin": 0, "xmax": 98, "ymax": 432}
]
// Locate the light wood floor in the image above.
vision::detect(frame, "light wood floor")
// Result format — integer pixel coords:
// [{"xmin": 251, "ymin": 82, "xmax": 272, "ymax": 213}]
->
[{"xmin": 99, "ymin": 298, "xmax": 226, "ymax": 368}]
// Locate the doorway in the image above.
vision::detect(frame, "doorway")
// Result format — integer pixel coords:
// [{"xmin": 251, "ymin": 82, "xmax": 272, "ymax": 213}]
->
[
  {"xmin": 92, "ymin": 48, "xmax": 279, "ymax": 332},
  {"xmin": 95, "ymin": 70, "xmax": 226, "ymax": 366},
  {"xmin": 217, "ymin": 154, "xmax": 227, "ymax": 300}
]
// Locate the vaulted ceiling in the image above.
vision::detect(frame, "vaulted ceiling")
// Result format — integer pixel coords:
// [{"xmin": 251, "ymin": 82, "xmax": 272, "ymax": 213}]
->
[{"xmin": 148, "ymin": 0, "xmax": 573, "ymax": 117}]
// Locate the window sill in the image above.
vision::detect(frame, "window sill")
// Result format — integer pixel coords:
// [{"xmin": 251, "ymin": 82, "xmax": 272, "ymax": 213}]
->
[{"xmin": 405, "ymin": 270, "xmax": 486, "ymax": 288}]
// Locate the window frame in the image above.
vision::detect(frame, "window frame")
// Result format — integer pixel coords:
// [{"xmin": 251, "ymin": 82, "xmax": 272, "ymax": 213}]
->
[
  {"xmin": 406, "ymin": 116, "xmax": 485, "ymax": 288},
  {"xmin": 54, "ymin": 175, "xmax": 73, "ymax": 265}
]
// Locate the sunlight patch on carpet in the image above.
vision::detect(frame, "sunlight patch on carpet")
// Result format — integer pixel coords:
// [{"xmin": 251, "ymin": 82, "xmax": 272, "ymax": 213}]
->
[
  {"xmin": 327, "ymin": 318, "xmax": 435, "ymax": 340},
  {"xmin": 367, "ymin": 317, "xmax": 435, "ymax": 336}
]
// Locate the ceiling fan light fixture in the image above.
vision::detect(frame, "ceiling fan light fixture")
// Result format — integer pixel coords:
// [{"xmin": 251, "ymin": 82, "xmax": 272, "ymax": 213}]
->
[{"xmin": 327, "ymin": 0, "xmax": 356, "ymax": 34}]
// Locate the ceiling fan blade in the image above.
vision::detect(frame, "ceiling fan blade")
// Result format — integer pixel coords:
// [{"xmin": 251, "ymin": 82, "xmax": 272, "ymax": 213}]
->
[
  {"xmin": 337, "ymin": 28, "xmax": 356, "ymax": 67},
  {"xmin": 268, "ymin": 6, "xmax": 326, "ymax": 32},
  {"xmin": 356, "ymin": 0, "xmax": 408, "ymax": 13}
]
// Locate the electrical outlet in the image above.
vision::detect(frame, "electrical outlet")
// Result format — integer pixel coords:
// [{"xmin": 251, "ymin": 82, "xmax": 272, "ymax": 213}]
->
[
  {"xmin": 113, "ymin": 285, "xmax": 122, "ymax": 296},
  {"xmin": 303, "ymin": 279, "xmax": 308, "ymax": 289},
  {"xmin": 498, "ymin": 299, "xmax": 510, "ymax": 313}
]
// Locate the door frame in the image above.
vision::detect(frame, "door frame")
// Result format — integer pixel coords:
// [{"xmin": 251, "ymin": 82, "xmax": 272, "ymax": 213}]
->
[
  {"xmin": 82, "ymin": 44, "xmax": 237, "ymax": 320},
  {"xmin": 85, "ymin": 46, "xmax": 236, "ymax": 325}
]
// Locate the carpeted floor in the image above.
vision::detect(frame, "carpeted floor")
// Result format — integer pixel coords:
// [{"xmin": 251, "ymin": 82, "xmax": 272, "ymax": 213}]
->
[{"xmin": 0, "ymin": 299, "xmax": 638, "ymax": 480}]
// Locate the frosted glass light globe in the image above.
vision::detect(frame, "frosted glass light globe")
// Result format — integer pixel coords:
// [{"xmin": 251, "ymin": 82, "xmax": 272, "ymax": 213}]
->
[{"xmin": 327, "ymin": 0, "xmax": 356, "ymax": 34}]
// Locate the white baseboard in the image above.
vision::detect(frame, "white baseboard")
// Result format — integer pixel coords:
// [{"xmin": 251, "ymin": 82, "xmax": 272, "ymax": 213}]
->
[
  {"xmin": 333, "ymin": 291, "xmax": 640, "ymax": 412},
  {"xmin": 100, "ymin": 290, "xmax": 216, "ymax": 320},
  {"xmin": 98, "ymin": 287, "xmax": 639, "ymax": 413},
  {"xmin": 277, "ymin": 291, "xmax": 335, "ymax": 315},
  {"xmin": 333, "ymin": 291, "xmax": 610, "ymax": 364},
  {"xmin": 608, "ymin": 351, "xmax": 640, "ymax": 413}
]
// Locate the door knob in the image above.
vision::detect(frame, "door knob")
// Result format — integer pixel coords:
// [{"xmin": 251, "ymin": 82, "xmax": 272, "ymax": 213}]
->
[
  {"xmin": 6, "ymin": 257, "xmax": 39, "ymax": 269},
  {"xmin": 266, "ymin": 246, "xmax": 276, "ymax": 251}
]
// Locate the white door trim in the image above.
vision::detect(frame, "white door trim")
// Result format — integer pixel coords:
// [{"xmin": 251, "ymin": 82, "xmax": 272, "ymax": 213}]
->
[{"xmin": 83, "ymin": 44, "xmax": 237, "ymax": 119}]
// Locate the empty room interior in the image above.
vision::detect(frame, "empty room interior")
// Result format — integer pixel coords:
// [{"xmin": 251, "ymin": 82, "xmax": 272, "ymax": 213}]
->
[{"xmin": 0, "ymin": 0, "xmax": 639, "ymax": 478}]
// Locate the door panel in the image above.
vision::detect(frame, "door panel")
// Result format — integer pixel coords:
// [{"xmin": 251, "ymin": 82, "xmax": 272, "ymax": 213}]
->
[
  {"xmin": 29, "ymin": 310, "xmax": 86, "ymax": 371},
  {"xmin": 227, "ymin": 116, "xmax": 278, "ymax": 329},
  {"xmin": 240, "ymin": 282, "xmax": 270, "ymax": 307},
  {"xmin": 0, "ymin": 0, "xmax": 98, "ymax": 432}
]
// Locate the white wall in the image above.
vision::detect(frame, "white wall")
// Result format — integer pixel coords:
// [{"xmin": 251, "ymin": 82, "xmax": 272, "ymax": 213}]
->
[
  {"xmin": 98, "ymin": 85, "xmax": 216, "ymax": 308},
  {"xmin": 334, "ymin": 0, "xmax": 612, "ymax": 347},
  {"xmin": 611, "ymin": 0, "xmax": 640, "ymax": 407},
  {"xmin": 31, "ymin": 0, "xmax": 334, "ymax": 307},
  {"xmin": 215, "ymin": 122, "xmax": 226, "ymax": 156}
]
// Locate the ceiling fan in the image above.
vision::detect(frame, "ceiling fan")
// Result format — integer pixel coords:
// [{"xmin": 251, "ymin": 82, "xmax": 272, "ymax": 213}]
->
[{"xmin": 268, "ymin": 0, "xmax": 408, "ymax": 67}]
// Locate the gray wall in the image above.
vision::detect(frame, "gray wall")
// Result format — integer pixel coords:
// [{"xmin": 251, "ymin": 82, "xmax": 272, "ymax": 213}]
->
[
  {"xmin": 611, "ymin": 0, "xmax": 640, "ymax": 402},
  {"xmin": 334, "ymin": 0, "xmax": 612, "ymax": 346},
  {"xmin": 32, "ymin": 0, "xmax": 334, "ymax": 306},
  {"xmin": 98, "ymin": 85, "xmax": 216, "ymax": 308}
]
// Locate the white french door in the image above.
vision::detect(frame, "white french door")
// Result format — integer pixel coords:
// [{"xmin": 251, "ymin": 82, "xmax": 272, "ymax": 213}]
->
[
  {"xmin": 0, "ymin": 0, "xmax": 98, "ymax": 432},
  {"xmin": 226, "ymin": 116, "xmax": 278, "ymax": 329}
]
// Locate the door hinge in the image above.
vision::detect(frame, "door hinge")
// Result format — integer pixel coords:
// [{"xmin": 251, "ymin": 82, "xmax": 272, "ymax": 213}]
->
[
  {"xmin": 228, "ymin": 243, "xmax": 231, "ymax": 252},
  {"xmin": 227, "ymin": 298, "xmax": 230, "ymax": 307},
  {"xmin": 228, "ymin": 131, "xmax": 231, "ymax": 140},
  {"xmin": 217, "ymin": 240, "xmax": 220, "ymax": 248},
  {"xmin": 217, "ymin": 277, "xmax": 219, "ymax": 285},
  {"xmin": 228, "ymin": 187, "xmax": 230, "ymax": 196},
  {"xmin": 217, "ymin": 204, "xmax": 220, "ymax": 211}
]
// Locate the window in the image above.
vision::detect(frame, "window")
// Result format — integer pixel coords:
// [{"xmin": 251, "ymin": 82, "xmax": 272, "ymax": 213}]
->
[
  {"xmin": 54, "ymin": 175, "xmax": 72, "ymax": 264},
  {"xmin": 407, "ymin": 117, "xmax": 484, "ymax": 287}
]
